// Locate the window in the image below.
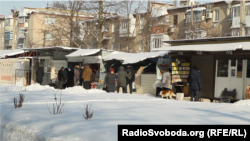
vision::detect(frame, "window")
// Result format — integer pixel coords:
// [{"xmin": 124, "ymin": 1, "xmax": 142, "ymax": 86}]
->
[
  {"xmin": 174, "ymin": 15, "xmax": 178, "ymax": 25},
  {"xmin": 105, "ymin": 24, "xmax": 109, "ymax": 31},
  {"xmin": 111, "ymin": 24, "xmax": 115, "ymax": 32},
  {"xmin": 121, "ymin": 21, "xmax": 128, "ymax": 29},
  {"xmin": 153, "ymin": 38, "xmax": 161, "ymax": 48},
  {"xmin": 19, "ymin": 17, "xmax": 25, "ymax": 23},
  {"xmin": 18, "ymin": 38, "xmax": 24, "ymax": 44},
  {"xmin": 213, "ymin": 9, "xmax": 219, "ymax": 22},
  {"xmin": 237, "ymin": 60, "xmax": 243, "ymax": 78},
  {"xmin": 45, "ymin": 33, "xmax": 53, "ymax": 40},
  {"xmin": 140, "ymin": 40, "xmax": 143, "ymax": 51},
  {"xmin": 186, "ymin": 12, "xmax": 191, "ymax": 22},
  {"xmin": 246, "ymin": 5, "xmax": 250, "ymax": 15},
  {"xmin": 111, "ymin": 42, "xmax": 114, "ymax": 50},
  {"xmin": 140, "ymin": 17, "xmax": 144, "ymax": 29},
  {"xmin": 5, "ymin": 19, "xmax": 10, "ymax": 26},
  {"xmin": 45, "ymin": 18, "xmax": 55, "ymax": 25},
  {"xmin": 217, "ymin": 60, "xmax": 228, "ymax": 77},
  {"xmin": 233, "ymin": 7, "xmax": 240, "ymax": 17}
]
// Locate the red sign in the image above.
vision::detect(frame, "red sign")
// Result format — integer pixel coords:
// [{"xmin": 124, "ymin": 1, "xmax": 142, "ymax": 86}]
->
[{"xmin": 1, "ymin": 75, "xmax": 12, "ymax": 81}]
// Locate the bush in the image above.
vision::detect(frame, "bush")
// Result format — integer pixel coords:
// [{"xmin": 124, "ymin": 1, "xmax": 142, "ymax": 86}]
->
[
  {"xmin": 14, "ymin": 93, "xmax": 25, "ymax": 108},
  {"xmin": 47, "ymin": 90, "xmax": 65, "ymax": 115},
  {"xmin": 83, "ymin": 104, "xmax": 95, "ymax": 120}
]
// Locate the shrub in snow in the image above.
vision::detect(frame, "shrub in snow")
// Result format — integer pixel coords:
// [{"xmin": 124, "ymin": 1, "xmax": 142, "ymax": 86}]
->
[
  {"xmin": 83, "ymin": 105, "xmax": 95, "ymax": 120},
  {"xmin": 47, "ymin": 90, "xmax": 66, "ymax": 115},
  {"xmin": 13, "ymin": 93, "xmax": 25, "ymax": 108}
]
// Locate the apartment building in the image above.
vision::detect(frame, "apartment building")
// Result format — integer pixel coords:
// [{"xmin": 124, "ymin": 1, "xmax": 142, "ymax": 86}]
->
[
  {"xmin": 82, "ymin": 2, "xmax": 173, "ymax": 52},
  {"xmin": 1, "ymin": 7, "xmax": 93, "ymax": 49},
  {"xmin": 0, "ymin": 15, "xmax": 5, "ymax": 50},
  {"xmin": 167, "ymin": 0, "xmax": 242, "ymax": 40}
]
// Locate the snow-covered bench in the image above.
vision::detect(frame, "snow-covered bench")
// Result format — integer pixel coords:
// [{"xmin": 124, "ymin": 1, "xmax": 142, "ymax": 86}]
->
[{"xmin": 220, "ymin": 88, "xmax": 236, "ymax": 103}]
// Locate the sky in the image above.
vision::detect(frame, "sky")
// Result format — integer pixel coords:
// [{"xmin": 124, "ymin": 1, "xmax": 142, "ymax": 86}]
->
[{"xmin": 0, "ymin": 0, "xmax": 217, "ymax": 16}]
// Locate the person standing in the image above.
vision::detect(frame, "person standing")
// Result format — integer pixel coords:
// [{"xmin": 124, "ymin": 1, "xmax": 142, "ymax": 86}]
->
[
  {"xmin": 79, "ymin": 66, "xmax": 85, "ymax": 86},
  {"xmin": 117, "ymin": 66, "xmax": 128, "ymax": 93},
  {"xmin": 63, "ymin": 68, "xmax": 69, "ymax": 88},
  {"xmin": 74, "ymin": 65, "xmax": 80, "ymax": 86},
  {"xmin": 36, "ymin": 66, "xmax": 44, "ymax": 85},
  {"xmin": 189, "ymin": 66, "xmax": 202, "ymax": 101},
  {"xmin": 67, "ymin": 67, "xmax": 74, "ymax": 87},
  {"xmin": 126, "ymin": 65, "xmax": 135, "ymax": 94},
  {"xmin": 104, "ymin": 68, "xmax": 117, "ymax": 93},
  {"xmin": 161, "ymin": 69, "xmax": 172, "ymax": 91},
  {"xmin": 82, "ymin": 64, "xmax": 92, "ymax": 89},
  {"xmin": 58, "ymin": 67, "xmax": 65, "ymax": 89}
]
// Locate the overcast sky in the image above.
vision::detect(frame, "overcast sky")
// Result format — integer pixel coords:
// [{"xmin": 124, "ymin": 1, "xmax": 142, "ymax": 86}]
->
[{"xmin": 0, "ymin": 0, "xmax": 215, "ymax": 16}]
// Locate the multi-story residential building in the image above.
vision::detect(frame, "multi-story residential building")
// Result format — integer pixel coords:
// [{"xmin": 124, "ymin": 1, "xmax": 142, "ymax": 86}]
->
[
  {"xmin": 0, "ymin": 15, "xmax": 5, "ymax": 50},
  {"xmin": 82, "ymin": 2, "xmax": 173, "ymax": 52},
  {"xmin": 1, "ymin": 7, "xmax": 93, "ymax": 49},
  {"xmin": 167, "ymin": 0, "xmax": 243, "ymax": 40}
]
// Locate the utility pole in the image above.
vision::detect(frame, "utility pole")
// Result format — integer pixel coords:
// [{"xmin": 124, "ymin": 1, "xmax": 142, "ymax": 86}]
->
[
  {"xmin": 11, "ymin": 9, "xmax": 19, "ymax": 50},
  {"xmin": 240, "ymin": 0, "xmax": 246, "ymax": 36},
  {"xmin": 145, "ymin": 0, "xmax": 151, "ymax": 52}
]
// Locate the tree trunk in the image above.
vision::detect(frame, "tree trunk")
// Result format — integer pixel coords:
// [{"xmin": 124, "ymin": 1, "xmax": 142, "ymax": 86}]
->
[{"xmin": 98, "ymin": 0, "xmax": 103, "ymax": 49}]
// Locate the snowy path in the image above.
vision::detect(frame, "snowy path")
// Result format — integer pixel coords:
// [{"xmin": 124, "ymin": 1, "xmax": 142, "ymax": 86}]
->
[{"xmin": 1, "ymin": 84, "xmax": 250, "ymax": 141}]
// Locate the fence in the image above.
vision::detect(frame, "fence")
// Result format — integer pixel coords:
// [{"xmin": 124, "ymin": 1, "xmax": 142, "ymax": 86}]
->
[{"xmin": 15, "ymin": 69, "xmax": 31, "ymax": 86}]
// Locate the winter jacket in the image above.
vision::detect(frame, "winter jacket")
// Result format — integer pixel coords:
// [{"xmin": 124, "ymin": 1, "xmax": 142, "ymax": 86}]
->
[
  {"xmin": 126, "ymin": 67, "xmax": 135, "ymax": 82},
  {"xmin": 79, "ymin": 68, "xmax": 84, "ymax": 80},
  {"xmin": 117, "ymin": 66, "xmax": 128, "ymax": 87},
  {"xmin": 161, "ymin": 71, "xmax": 172, "ymax": 89},
  {"xmin": 36, "ymin": 67, "xmax": 44, "ymax": 82},
  {"xmin": 58, "ymin": 69, "xmax": 66, "ymax": 82},
  {"xmin": 105, "ymin": 72, "xmax": 117, "ymax": 92},
  {"xmin": 189, "ymin": 70, "xmax": 202, "ymax": 91},
  {"xmin": 74, "ymin": 68, "xmax": 80, "ymax": 85},
  {"xmin": 82, "ymin": 66, "xmax": 92, "ymax": 81},
  {"xmin": 67, "ymin": 69, "xmax": 74, "ymax": 87}
]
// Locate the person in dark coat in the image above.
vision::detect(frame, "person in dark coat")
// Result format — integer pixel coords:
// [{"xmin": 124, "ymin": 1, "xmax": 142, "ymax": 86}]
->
[
  {"xmin": 105, "ymin": 68, "xmax": 117, "ymax": 92},
  {"xmin": 36, "ymin": 67, "xmax": 44, "ymax": 85},
  {"xmin": 117, "ymin": 66, "xmax": 128, "ymax": 93},
  {"xmin": 58, "ymin": 67, "xmax": 65, "ymax": 89},
  {"xmin": 79, "ymin": 66, "xmax": 84, "ymax": 86},
  {"xmin": 74, "ymin": 65, "xmax": 80, "ymax": 86},
  {"xmin": 126, "ymin": 65, "xmax": 135, "ymax": 94},
  {"xmin": 188, "ymin": 66, "xmax": 202, "ymax": 101},
  {"xmin": 67, "ymin": 67, "xmax": 74, "ymax": 87},
  {"xmin": 63, "ymin": 68, "xmax": 69, "ymax": 88}
]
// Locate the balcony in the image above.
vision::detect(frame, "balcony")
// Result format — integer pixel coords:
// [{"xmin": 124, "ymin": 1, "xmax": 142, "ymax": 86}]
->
[{"xmin": 5, "ymin": 26, "xmax": 13, "ymax": 32}]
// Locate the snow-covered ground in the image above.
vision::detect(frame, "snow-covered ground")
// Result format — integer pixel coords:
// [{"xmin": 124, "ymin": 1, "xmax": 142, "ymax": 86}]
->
[{"xmin": 1, "ymin": 84, "xmax": 250, "ymax": 141}]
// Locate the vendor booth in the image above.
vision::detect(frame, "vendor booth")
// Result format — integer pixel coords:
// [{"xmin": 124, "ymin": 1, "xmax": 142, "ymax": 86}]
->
[
  {"xmin": 103, "ymin": 51, "xmax": 169, "ymax": 95},
  {"xmin": 152, "ymin": 41, "xmax": 250, "ymax": 101}
]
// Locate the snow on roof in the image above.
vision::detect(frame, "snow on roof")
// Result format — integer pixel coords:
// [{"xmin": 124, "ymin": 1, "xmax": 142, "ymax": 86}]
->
[
  {"xmin": 151, "ymin": 9, "xmax": 168, "ymax": 17},
  {"xmin": 0, "ymin": 49, "xmax": 28, "ymax": 59},
  {"xmin": 103, "ymin": 51, "xmax": 169, "ymax": 64},
  {"xmin": 22, "ymin": 46, "xmax": 78, "ymax": 51},
  {"xmin": 232, "ymin": 2, "xmax": 250, "ymax": 7},
  {"xmin": 66, "ymin": 49, "xmax": 101, "ymax": 57},
  {"xmin": 186, "ymin": 7, "xmax": 206, "ymax": 12},
  {"xmin": 151, "ymin": 42, "xmax": 250, "ymax": 52},
  {"xmin": 29, "ymin": 10, "xmax": 94, "ymax": 18}
]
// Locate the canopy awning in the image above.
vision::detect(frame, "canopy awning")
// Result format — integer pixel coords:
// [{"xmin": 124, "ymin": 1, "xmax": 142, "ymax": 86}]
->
[
  {"xmin": 66, "ymin": 49, "xmax": 101, "ymax": 57},
  {"xmin": 22, "ymin": 46, "xmax": 78, "ymax": 52},
  {"xmin": 151, "ymin": 42, "xmax": 250, "ymax": 52},
  {"xmin": 0, "ymin": 49, "xmax": 28, "ymax": 59},
  {"xmin": 103, "ymin": 51, "xmax": 169, "ymax": 64}
]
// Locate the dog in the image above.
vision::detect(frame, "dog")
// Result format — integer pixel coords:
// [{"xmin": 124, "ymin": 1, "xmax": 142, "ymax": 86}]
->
[{"xmin": 159, "ymin": 90, "xmax": 176, "ymax": 99}]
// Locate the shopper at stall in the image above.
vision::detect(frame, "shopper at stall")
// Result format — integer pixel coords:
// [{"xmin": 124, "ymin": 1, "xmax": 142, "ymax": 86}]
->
[
  {"xmin": 161, "ymin": 69, "xmax": 172, "ymax": 91},
  {"xmin": 58, "ymin": 67, "xmax": 65, "ymax": 89},
  {"xmin": 126, "ymin": 65, "xmax": 135, "ymax": 94},
  {"xmin": 79, "ymin": 66, "xmax": 84, "ymax": 86},
  {"xmin": 63, "ymin": 68, "xmax": 69, "ymax": 88},
  {"xmin": 117, "ymin": 66, "xmax": 128, "ymax": 93},
  {"xmin": 74, "ymin": 65, "xmax": 80, "ymax": 86},
  {"xmin": 67, "ymin": 67, "xmax": 74, "ymax": 87},
  {"xmin": 36, "ymin": 66, "xmax": 44, "ymax": 85},
  {"xmin": 104, "ymin": 68, "xmax": 117, "ymax": 93},
  {"xmin": 82, "ymin": 64, "xmax": 92, "ymax": 89},
  {"xmin": 189, "ymin": 66, "xmax": 202, "ymax": 101}
]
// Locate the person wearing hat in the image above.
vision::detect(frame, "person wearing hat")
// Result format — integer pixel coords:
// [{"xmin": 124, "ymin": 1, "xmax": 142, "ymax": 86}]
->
[
  {"xmin": 58, "ymin": 67, "xmax": 65, "ymax": 89},
  {"xmin": 126, "ymin": 65, "xmax": 135, "ymax": 94},
  {"xmin": 188, "ymin": 66, "xmax": 202, "ymax": 101},
  {"xmin": 74, "ymin": 65, "xmax": 80, "ymax": 86},
  {"xmin": 82, "ymin": 64, "xmax": 92, "ymax": 89},
  {"xmin": 104, "ymin": 68, "xmax": 117, "ymax": 92}
]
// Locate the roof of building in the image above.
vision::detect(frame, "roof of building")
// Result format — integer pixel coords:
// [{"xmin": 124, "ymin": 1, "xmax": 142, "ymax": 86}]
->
[
  {"xmin": 66, "ymin": 49, "xmax": 113, "ymax": 57},
  {"xmin": 151, "ymin": 41, "xmax": 250, "ymax": 52},
  {"xmin": 0, "ymin": 49, "xmax": 28, "ymax": 59}
]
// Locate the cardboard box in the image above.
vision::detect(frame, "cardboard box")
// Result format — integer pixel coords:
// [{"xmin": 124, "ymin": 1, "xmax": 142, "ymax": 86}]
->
[{"xmin": 183, "ymin": 86, "xmax": 189, "ymax": 95}]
